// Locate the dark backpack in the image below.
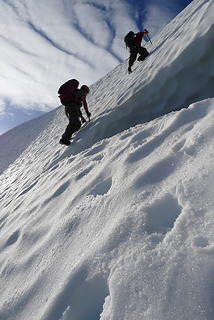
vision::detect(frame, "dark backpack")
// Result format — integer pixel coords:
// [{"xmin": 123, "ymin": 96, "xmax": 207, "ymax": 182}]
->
[
  {"xmin": 58, "ymin": 79, "xmax": 79, "ymax": 106},
  {"xmin": 124, "ymin": 31, "xmax": 136, "ymax": 48}
]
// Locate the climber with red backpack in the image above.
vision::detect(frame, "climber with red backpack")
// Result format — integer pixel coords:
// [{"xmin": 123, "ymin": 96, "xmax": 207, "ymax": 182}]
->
[
  {"xmin": 124, "ymin": 29, "xmax": 150, "ymax": 73},
  {"xmin": 58, "ymin": 79, "xmax": 91, "ymax": 146}
]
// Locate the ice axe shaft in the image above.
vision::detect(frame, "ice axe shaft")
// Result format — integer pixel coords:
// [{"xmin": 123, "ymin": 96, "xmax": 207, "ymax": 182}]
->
[
  {"xmin": 147, "ymin": 34, "xmax": 152, "ymax": 45},
  {"xmin": 144, "ymin": 29, "xmax": 153, "ymax": 45}
]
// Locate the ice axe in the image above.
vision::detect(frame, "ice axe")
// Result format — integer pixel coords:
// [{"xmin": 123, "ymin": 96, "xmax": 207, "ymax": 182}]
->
[{"xmin": 144, "ymin": 29, "xmax": 153, "ymax": 45}]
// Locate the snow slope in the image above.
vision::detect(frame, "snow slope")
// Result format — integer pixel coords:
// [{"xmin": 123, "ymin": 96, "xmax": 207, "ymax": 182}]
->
[{"xmin": 0, "ymin": 0, "xmax": 214, "ymax": 319}]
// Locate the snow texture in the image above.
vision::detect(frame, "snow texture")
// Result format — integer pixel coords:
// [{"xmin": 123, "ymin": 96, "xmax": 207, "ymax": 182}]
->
[{"xmin": 0, "ymin": 0, "xmax": 214, "ymax": 319}]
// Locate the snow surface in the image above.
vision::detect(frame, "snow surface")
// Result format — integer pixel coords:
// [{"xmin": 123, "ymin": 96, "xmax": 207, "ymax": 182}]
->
[{"xmin": 0, "ymin": 0, "xmax": 214, "ymax": 319}]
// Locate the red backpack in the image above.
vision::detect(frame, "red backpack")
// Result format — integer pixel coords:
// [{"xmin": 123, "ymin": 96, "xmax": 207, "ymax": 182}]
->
[{"xmin": 58, "ymin": 79, "xmax": 79, "ymax": 106}]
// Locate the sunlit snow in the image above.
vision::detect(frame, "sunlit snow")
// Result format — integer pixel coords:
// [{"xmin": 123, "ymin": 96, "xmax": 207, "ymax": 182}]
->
[{"xmin": 0, "ymin": 0, "xmax": 214, "ymax": 319}]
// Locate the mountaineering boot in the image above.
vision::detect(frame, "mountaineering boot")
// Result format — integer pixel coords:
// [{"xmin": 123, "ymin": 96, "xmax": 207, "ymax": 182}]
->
[
  {"xmin": 137, "ymin": 56, "xmax": 146, "ymax": 61},
  {"xmin": 59, "ymin": 138, "xmax": 70, "ymax": 146},
  {"xmin": 137, "ymin": 55, "xmax": 145, "ymax": 61},
  {"xmin": 128, "ymin": 66, "xmax": 132, "ymax": 73},
  {"xmin": 138, "ymin": 49, "xmax": 150, "ymax": 61}
]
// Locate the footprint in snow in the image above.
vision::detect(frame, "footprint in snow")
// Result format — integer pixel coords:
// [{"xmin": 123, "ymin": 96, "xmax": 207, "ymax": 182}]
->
[
  {"xmin": 4, "ymin": 230, "xmax": 20, "ymax": 248},
  {"xmin": 44, "ymin": 266, "xmax": 109, "ymax": 320},
  {"xmin": 192, "ymin": 236, "xmax": 209, "ymax": 249},
  {"xmin": 143, "ymin": 193, "xmax": 182, "ymax": 236},
  {"xmin": 134, "ymin": 154, "xmax": 179, "ymax": 187},
  {"xmin": 89, "ymin": 177, "xmax": 112, "ymax": 196}
]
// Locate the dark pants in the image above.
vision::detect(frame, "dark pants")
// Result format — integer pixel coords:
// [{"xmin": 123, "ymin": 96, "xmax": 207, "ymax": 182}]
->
[
  {"xmin": 62, "ymin": 113, "xmax": 81, "ymax": 141},
  {"xmin": 129, "ymin": 46, "xmax": 149, "ymax": 68}
]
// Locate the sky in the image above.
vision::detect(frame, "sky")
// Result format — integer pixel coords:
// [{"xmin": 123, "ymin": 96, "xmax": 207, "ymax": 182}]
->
[
  {"xmin": 0, "ymin": 0, "xmax": 214, "ymax": 319},
  {"xmin": 0, "ymin": 0, "xmax": 194, "ymax": 135}
]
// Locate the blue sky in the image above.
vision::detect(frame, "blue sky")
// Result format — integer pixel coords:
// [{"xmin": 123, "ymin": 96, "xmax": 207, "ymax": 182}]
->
[{"xmin": 0, "ymin": 0, "xmax": 193, "ymax": 135}]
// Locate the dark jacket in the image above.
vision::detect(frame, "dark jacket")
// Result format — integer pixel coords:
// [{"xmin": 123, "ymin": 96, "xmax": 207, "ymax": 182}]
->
[
  {"xmin": 65, "ymin": 89, "xmax": 89, "ymax": 117},
  {"xmin": 129, "ymin": 31, "xmax": 148, "ymax": 51}
]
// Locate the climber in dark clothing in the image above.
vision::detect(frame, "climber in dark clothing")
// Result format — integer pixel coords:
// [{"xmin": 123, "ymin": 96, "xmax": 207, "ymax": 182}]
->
[
  {"xmin": 59, "ymin": 85, "xmax": 91, "ymax": 146},
  {"xmin": 124, "ymin": 30, "xmax": 150, "ymax": 73}
]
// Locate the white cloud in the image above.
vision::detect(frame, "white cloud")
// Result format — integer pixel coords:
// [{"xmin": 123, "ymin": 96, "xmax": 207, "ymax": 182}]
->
[
  {"xmin": 0, "ymin": 98, "xmax": 6, "ymax": 116},
  {"xmin": 0, "ymin": 0, "xmax": 133, "ymax": 116},
  {"xmin": 73, "ymin": 3, "xmax": 112, "ymax": 48}
]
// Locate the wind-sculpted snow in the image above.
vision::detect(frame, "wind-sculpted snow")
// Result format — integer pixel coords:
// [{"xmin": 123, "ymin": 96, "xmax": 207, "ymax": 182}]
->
[
  {"xmin": 0, "ymin": 1, "xmax": 214, "ymax": 319},
  {"xmin": 0, "ymin": 110, "xmax": 56, "ymax": 172},
  {"xmin": 1, "ymin": 97, "xmax": 214, "ymax": 320}
]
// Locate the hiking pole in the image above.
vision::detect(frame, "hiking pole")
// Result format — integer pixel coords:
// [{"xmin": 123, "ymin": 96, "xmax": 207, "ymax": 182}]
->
[
  {"xmin": 144, "ymin": 29, "xmax": 153, "ymax": 45},
  {"xmin": 147, "ymin": 34, "xmax": 153, "ymax": 45}
]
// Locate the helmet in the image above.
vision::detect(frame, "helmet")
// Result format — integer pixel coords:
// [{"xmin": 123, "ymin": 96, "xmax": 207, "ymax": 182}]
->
[{"xmin": 81, "ymin": 85, "xmax": 90, "ymax": 94}]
